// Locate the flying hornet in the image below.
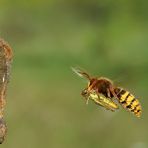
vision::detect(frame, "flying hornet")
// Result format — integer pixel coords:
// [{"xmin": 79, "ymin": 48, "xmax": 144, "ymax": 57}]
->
[{"xmin": 72, "ymin": 67, "xmax": 142, "ymax": 117}]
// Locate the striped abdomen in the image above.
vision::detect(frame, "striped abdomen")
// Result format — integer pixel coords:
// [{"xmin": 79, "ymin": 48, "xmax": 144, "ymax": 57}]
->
[{"xmin": 115, "ymin": 88, "xmax": 142, "ymax": 117}]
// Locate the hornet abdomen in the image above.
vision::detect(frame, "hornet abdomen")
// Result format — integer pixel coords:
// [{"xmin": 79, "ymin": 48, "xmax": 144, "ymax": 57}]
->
[{"xmin": 115, "ymin": 88, "xmax": 142, "ymax": 117}]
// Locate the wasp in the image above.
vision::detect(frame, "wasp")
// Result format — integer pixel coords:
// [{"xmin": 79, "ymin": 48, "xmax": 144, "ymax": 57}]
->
[{"xmin": 72, "ymin": 67, "xmax": 142, "ymax": 117}]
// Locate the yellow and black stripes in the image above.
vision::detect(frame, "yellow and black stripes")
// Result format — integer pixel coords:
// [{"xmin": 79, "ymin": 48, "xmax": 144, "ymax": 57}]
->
[{"xmin": 115, "ymin": 88, "xmax": 142, "ymax": 117}]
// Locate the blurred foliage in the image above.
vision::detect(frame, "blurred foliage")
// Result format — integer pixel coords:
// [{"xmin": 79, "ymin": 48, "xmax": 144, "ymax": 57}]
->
[{"xmin": 0, "ymin": 0, "xmax": 148, "ymax": 148}]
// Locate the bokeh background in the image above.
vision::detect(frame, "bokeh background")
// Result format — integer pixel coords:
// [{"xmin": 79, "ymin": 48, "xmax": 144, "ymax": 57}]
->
[{"xmin": 0, "ymin": 1, "xmax": 148, "ymax": 148}]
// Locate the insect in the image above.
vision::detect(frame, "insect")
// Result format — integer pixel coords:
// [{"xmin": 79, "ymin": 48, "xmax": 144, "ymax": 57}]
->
[
  {"xmin": 83, "ymin": 89, "xmax": 119, "ymax": 111},
  {"xmin": 72, "ymin": 67, "xmax": 142, "ymax": 117},
  {"xmin": 0, "ymin": 38, "xmax": 13, "ymax": 143}
]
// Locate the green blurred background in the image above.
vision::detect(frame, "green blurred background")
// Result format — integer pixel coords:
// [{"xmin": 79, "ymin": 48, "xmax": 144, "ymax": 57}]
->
[{"xmin": 0, "ymin": 0, "xmax": 148, "ymax": 148}]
